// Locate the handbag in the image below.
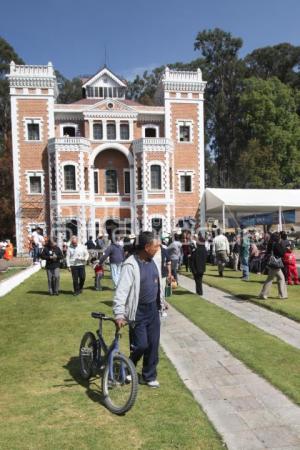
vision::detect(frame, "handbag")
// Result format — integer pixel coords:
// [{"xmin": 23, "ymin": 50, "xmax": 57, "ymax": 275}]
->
[{"xmin": 267, "ymin": 245, "xmax": 284, "ymax": 269}]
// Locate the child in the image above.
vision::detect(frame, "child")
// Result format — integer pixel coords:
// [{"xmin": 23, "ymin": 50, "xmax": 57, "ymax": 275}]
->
[
  {"xmin": 91, "ymin": 257, "xmax": 104, "ymax": 291},
  {"xmin": 283, "ymin": 247, "xmax": 300, "ymax": 285}
]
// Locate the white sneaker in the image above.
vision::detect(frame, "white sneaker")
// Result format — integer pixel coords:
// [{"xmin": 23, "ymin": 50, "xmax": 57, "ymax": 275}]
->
[
  {"xmin": 258, "ymin": 295, "xmax": 267, "ymax": 300},
  {"xmin": 147, "ymin": 380, "xmax": 160, "ymax": 388},
  {"xmin": 125, "ymin": 374, "xmax": 132, "ymax": 382}
]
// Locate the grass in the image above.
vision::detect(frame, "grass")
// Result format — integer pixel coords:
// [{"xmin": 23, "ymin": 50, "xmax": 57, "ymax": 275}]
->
[
  {"xmin": 169, "ymin": 286, "xmax": 300, "ymax": 406},
  {"xmin": 0, "ymin": 268, "xmax": 24, "ymax": 282},
  {"xmin": 180, "ymin": 265, "xmax": 300, "ymax": 322},
  {"xmin": 0, "ymin": 268, "xmax": 224, "ymax": 450}
]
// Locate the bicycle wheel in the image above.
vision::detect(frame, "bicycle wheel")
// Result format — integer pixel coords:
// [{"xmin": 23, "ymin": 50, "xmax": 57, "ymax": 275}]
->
[
  {"xmin": 79, "ymin": 332, "xmax": 97, "ymax": 379},
  {"xmin": 102, "ymin": 352, "xmax": 138, "ymax": 415}
]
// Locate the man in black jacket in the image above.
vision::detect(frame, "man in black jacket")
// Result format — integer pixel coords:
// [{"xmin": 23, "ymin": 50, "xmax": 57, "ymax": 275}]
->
[
  {"xmin": 189, "ymin": 233, "xmax": 207, "ymax": 296},
  {"xmin": 41, "ymin": 238, "xmax": 63, "ymax": 296}
]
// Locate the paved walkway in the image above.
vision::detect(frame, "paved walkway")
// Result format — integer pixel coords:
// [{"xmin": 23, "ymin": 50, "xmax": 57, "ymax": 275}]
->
[
  {"xmin": 178, "ymin": 274, "xmax": 300, "ymax": 351},
  {"xmin": 161, "ymin": 306, "xmax": 300, "ymax": 450},
  {"xmin": 0, "ymin": 264, "xmax": 40, "ymax": 297}
]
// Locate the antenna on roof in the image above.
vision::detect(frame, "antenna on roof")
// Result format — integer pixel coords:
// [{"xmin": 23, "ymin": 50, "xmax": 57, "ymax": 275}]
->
[{"xmin": 104, "ymin": 44, "xmax": 109, "ymax": 68}]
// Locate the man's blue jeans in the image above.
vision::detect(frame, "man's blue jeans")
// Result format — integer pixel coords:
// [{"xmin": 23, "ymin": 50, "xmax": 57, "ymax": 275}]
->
[
  {"xmin": 110, "ymin": 263, "xmax": 121, "ymax": 288},
  {"xmin": 241, "ymin": 256, "xmax": 249, "ymax": 280}
]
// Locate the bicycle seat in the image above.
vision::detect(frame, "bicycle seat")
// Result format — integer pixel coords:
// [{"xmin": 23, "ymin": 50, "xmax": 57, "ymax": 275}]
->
[{"xmin": 91, "ymin": 312, "xmax": 106, "ymax": 319}]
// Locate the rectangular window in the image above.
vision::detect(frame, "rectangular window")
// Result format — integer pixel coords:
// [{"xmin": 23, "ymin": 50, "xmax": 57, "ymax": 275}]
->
[
  {"xmin": 51, "ymin": 166, "xmax": 56, "ymax": 191},
  {"xmin": 108, "ymin": 87, "xmax": 113, "ymax": 97},
  {"xmin": 27, "ymin": 123, "xmax": 40, "ymax": 141},
  {"xmin": 180, "ymin": 175, "xmax": 192, "ymax": 192},
  {"xmin": 179, "ymin": 125, "xmax": 190, "ymax": 142},
  {"xmin": 124, "ymin": 170, "xmax": 130, "ymax": 194},
  {"xmin": 94, "ymin": 170, "xmax": 99, "ymax": 193},
  {"xmin": 113, "ymin": 87, "xmax": 117, "ymax": 97},
  {"xmin": 120, "ymin": 122, "xmax": 129, "ymax": 140},
  {"xmin": 106, "ymin": 169, "xmax": 118, "ymax": 193},
  {"xmin": 151, "ymin": 165, "xmax": 162, "ymax": 190},
  {"xmin": 104, "ymin": 87, "xmax": 108, "ymax": 98},
  {"xmin": 99, "ymin": 87, "xmax": 103, "ymax": 97},
  {"xmin": 169, "ymin": 167, "xmax": 173, "ymax": 189},
  {"xmin": 107, "ymin": 122, "xmax": 116, "ymax": 140},
  {"xmin": 84, "ymin": 167, "xmax": 89, "ymax": 191},
  {"xmin": 93, "ymin": 122, "xmax": 103, "ymax": 140},
  {"xmin": 137, "ymin": 167, "xmax": 142, "ymax": 190},
  {"xmin": 29, "ymin": 176, "xmax": 42, "ymax": 194},
  {"xmin": 94, "ymin": 87, "xmax": 99, "ymax": 97}
]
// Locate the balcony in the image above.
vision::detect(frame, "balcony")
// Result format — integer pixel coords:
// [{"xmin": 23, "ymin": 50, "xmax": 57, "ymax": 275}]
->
[
  {"xmin": 48, "ymin": 137, "xmax": 90, "ymax": 153},
  {"xmin": 132, "ymin": 138, "xmax": 173, "ymax": 154}
]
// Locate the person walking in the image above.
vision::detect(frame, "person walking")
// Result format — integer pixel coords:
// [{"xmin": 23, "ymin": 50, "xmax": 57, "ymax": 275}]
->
[
  {"xmin": 99, "ymin": 235, "xmax": 124, "ymax": 288},
  {"xmin": 240, "ymin": 230, "xmax": 250, "ymax": 281},
  {"xmin": 41, "ymin": 238, "xmax": 63, "ymax": 295},
  {"xmin": 66, "ymin": 236, "xmax": 89, "ymax": 296},
  {"xmin": 190, "ymin": 233, "xmax": 207, "ymax": 295},
  {"xmin": 113, "ymin": 231, "xmax": 163, "ymax": 388},
  {"xmin": 167, "ymin": 234, "xmax": 182, "ymax": 284},
  {"xmin": 259, "ymin": 232, "xmax": 287, "ymax": 300},
  {"xmin": 189, "ymin": 233, "xmax": 207, "ymax": 296},
  {"xmin": 212, "ymin": 229, "xmax": 230, "ymax": 277},
  {"xmin": 232, "ymin": 236, "xmax": 241, "ymax": 271}
]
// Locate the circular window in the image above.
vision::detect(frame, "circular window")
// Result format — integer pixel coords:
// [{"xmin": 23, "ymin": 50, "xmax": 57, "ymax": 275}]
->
[{"xmin": 107, "ymin": 102, "xmax": 114, "ymax": 109}]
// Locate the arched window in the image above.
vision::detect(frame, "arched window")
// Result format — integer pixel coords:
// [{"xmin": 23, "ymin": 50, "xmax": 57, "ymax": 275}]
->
[
  {"xmin": 64, "ymin": 165, "xmax": 76, "ymax": 191},
  {"xmin": 145, "ymin": 127, "xmax": 157, "ymax": 138},
  {"xmin": 106, "ymin": 169, "xmax": 118, "ymax": 193},
  {"xmin": 150, "ymin": 165, "xmax": 162, "ymax": 190},
  {"xmin": 107, "ymin": 122, "xmax": 116, "ymax": 140},
  {"xmin": 93, "ymin": 123, "xmax": 103, "ymax": 140}
]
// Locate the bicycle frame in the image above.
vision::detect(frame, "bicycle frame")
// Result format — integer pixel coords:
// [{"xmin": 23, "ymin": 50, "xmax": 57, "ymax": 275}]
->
[{"xmin": 96, "ymin": 318, "xmax": 127, "ymax": 383}]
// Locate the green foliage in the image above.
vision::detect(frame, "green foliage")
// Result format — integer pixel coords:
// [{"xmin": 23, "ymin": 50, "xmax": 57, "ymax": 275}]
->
[
  {"xmin": 56, "ymin": 71, "xmax": 83, "ymax": 104},
  {"xmin": 236, "ymin": 77, "xmax": 300, "ymax": 187},
  {"xmin": 0, "ymin": 37, "xmax": 24, "ymax": 240}
]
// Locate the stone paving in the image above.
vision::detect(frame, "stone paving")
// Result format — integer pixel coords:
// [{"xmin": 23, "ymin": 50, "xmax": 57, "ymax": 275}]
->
[
  {"xmin": 178, "ymin": 274, "xmax": 300, "ymax": 351},
  {"xmin": 160, "ymin": 305, "xmax": 300, "ymax": 450}
]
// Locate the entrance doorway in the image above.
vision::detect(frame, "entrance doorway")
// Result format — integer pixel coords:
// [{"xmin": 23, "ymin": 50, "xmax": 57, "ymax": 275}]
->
[
  {"xmin": 65, "ymin": 220, "xmax": 78, "ymax": 241},
  {"xmin": 151, "ymin": 218, "xmax": 163, "ymax": 234}
]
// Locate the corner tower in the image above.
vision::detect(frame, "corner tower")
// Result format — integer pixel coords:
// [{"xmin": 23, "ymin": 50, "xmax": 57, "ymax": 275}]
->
[
  {"xmin": 8, "ymin": 62, "xmax": 57, "ymax": 254},
  {"xmin": 159, "ymin": 67, "xmax": 206, "ymax": 230}
]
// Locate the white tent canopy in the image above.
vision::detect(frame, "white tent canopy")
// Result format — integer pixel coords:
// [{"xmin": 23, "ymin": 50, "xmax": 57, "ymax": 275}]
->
[{"xmin": 205, "ymin": 188, "xmax": 300, "ymax": 230}]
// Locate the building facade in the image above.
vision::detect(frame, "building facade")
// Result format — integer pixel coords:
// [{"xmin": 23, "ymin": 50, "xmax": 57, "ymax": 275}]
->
[{"xmin": 8, "ymin": 62, "xmax": 206, "ymax": 254}]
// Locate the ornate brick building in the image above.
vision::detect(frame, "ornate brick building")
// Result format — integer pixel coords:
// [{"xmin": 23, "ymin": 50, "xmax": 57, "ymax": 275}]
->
[{"xmin": 8, "ymin": 62, "xmax": 206, "ymax": 254}]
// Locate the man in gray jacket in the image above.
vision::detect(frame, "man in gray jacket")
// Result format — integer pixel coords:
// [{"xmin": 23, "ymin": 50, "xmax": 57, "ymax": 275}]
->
[{"xmin": 113, "ymin": 231, "xmax": 163, "ymax": 388}]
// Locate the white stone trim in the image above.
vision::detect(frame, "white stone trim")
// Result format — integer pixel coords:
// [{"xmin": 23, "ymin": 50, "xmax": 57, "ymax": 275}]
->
[
  {"xmin": 61, "ymin": 161, "xmax": 79, "ymax": 192},
  {"xmin": 148, "ymin": 160, "xmax": 164, "ymax": 191},
  {"xmin": 90, "ymin": 142, "xmax": 134, "ymax": 165},
  {"xmin": 26, "ymin": 170, "xmax": 45, "ymax": 195},
  {"xmin": 176, "ymin": 119, "xmax": 194, "ymax": 144},
  {"xmin": 177, "ymin": 170, "xmax": 195, "ymax": 193},
  {"xmin": 24, "ymin": 117, "xmax": 43, "ymax": 142}
]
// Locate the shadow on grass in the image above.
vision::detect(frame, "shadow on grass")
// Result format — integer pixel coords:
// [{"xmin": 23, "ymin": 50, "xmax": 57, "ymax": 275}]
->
[
  {"xmin": 85, "ymin": 286, "xmax": 113, "ymax": 292},
  {"xmin": 101, "ymin": 300, "xmax": 113, "ymax": 307},
  {"xmin": 27, "ymin": 289, "xmax": 74, "ymax": 296},
  {"xmin": 63, "ymin": 356, "xmax": 107, "ymax": 407}
]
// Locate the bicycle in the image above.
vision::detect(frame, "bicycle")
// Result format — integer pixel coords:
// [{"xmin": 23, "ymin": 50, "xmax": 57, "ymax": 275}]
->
[{"xmin": 79, "ymin": 312, "xmax": 138, "ymax": 415}]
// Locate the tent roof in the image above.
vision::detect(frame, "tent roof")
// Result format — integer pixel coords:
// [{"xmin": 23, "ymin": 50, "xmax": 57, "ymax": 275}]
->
[{"xmin": 206, "ymin": 188, "xmax": 300, "ymax": 213}]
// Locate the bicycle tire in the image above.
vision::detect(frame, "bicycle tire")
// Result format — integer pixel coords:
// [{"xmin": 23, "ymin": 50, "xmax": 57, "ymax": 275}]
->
[
  {"xmin": 79, "ymin": 331, "xmax": 97, "ymax": 380},
  {"xmin": 102, "ymin": 352, "xmax": 138, "ymax": 415}
]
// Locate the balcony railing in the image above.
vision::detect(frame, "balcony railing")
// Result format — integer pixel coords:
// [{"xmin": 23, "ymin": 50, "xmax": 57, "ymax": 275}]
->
[
  {"xmin": 48, "ymin": 137, "xmax": 90, "ymax": 152},
  {"xmin": 132, "ymin": 137, "xmax": 173, "ymax": 153}
]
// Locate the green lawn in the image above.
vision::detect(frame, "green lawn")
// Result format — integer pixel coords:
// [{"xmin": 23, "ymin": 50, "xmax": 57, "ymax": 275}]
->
[
  {"xmin": 0, "ymin": 268, "xmax": 224, "ymax": 450},
  {"xmin": 0, "ymin": 268, "xmax": 24, "ymax": 282},
  {"xmin": 180, "ymin": 265, "xmax": 300, "ymax": 322},
  {"xmin": 170, "ymin": 286, "xmax": 300, "ymax": 406}
]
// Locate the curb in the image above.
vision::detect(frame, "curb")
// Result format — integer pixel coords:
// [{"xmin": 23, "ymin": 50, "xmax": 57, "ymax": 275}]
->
[{"xmin": 0, "ymin": 264, "xmax": 41, "ymax": 297}]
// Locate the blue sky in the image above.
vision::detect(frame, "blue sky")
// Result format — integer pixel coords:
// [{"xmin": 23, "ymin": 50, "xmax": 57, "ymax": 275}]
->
[{"xmin": 1, "ymin": 0, "xmax": 299, "ymax": 80}]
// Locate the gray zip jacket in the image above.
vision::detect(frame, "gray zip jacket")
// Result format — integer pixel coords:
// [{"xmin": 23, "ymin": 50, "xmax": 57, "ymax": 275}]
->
[{"xmin": 113, "ymin": 254, "xmax": 163, "ymax": 322}]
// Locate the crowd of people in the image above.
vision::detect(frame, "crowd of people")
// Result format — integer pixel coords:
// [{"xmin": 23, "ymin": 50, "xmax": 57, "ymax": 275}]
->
[{"xmin": 1, "ymin": 225, "xmax": 298, "ymax": 389}]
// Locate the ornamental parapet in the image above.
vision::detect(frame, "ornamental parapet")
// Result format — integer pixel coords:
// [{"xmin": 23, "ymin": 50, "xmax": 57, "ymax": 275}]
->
[{"xmin": 7, "ymin": 61, "xmax": 57, "ymax": 90}]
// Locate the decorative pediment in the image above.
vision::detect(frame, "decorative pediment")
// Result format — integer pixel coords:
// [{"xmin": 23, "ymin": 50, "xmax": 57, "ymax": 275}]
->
[
  {"xmin": 88, "ymin": 99, "xmax": 136, "ymax": 112},
  {"xmin": 82, "ymin": 67, "xmax": 126, "ymax": 89}
]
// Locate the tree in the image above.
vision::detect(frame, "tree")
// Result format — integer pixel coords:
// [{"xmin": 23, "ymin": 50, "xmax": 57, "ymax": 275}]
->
[
  {"xmin": 194, "ymin": 28, "xmax": 246, "ymax": 187},
  {"xmin": 0, "ymin": 37, "xmax": 24, "ymax": 240},
  {"xmin": 56, "ymin": 71, "xmax": 82, "ymax": 104},
  {"xmin": 236, "ymin": 77, "xmax": 300, "ymax": 188},
  {"xmin": 245, "ymin": 43, "xmax": 300, "ymax": 88}
]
